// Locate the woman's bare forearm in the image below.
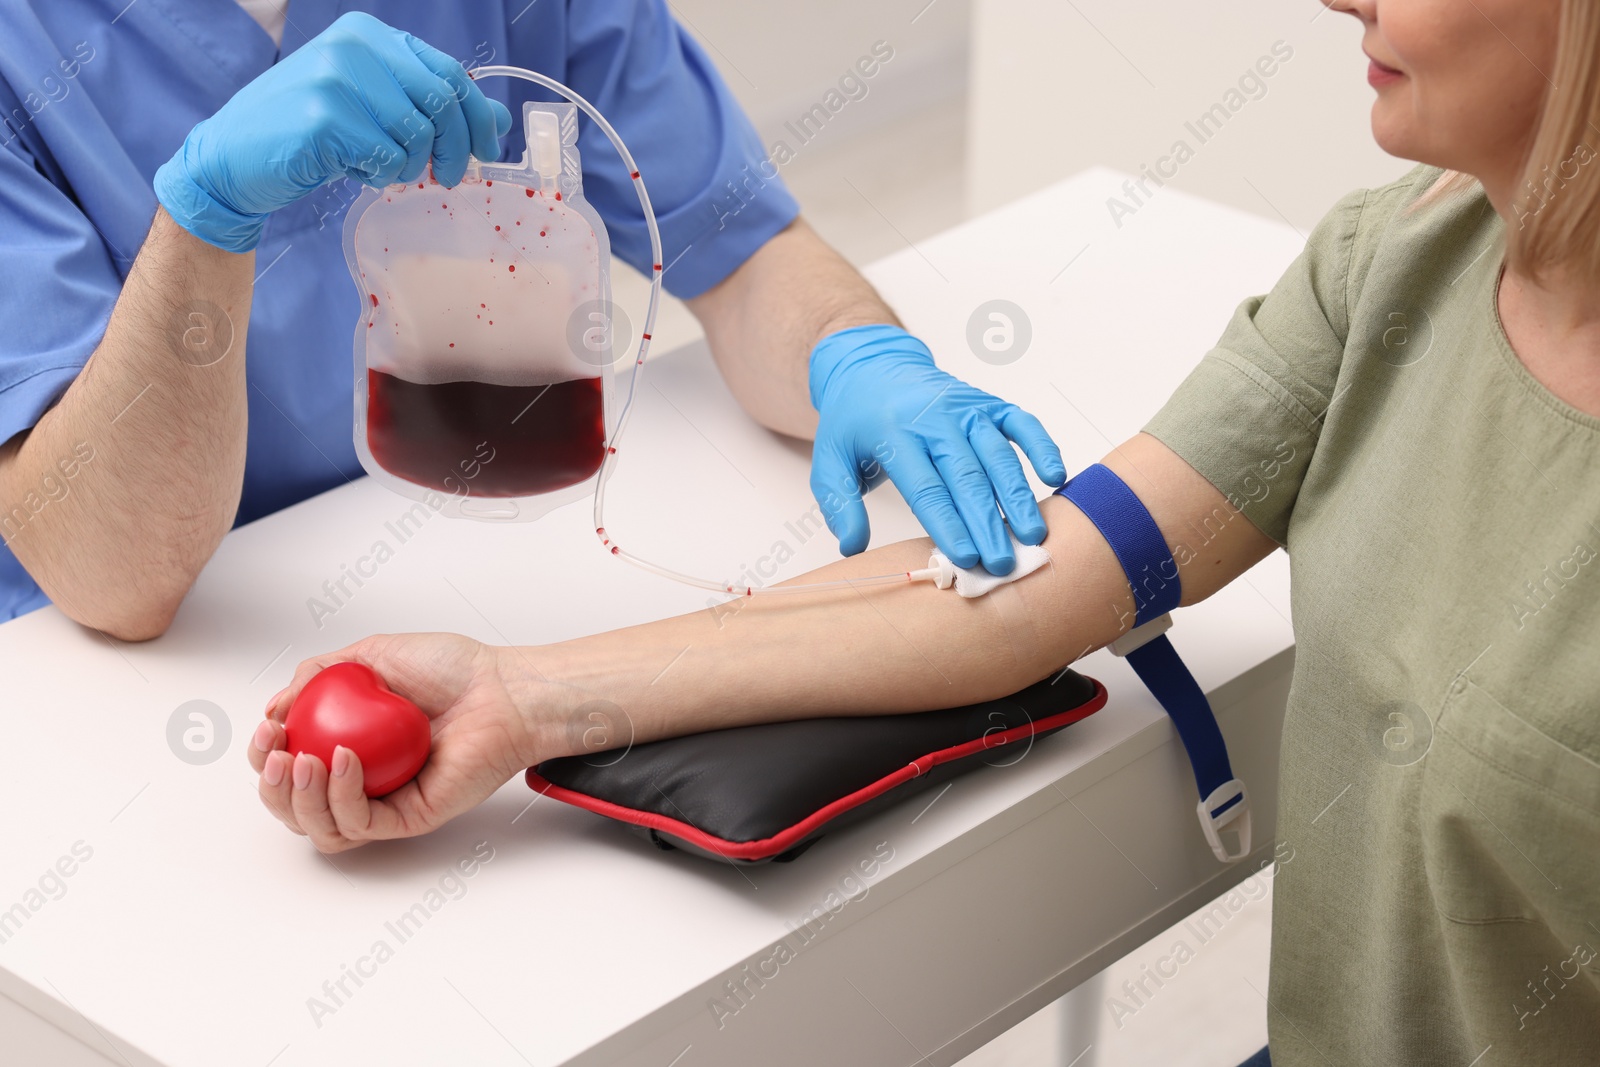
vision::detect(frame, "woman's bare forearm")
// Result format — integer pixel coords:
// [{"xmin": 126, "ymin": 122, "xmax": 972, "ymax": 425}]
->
[
  {"xmin": 687, "ymin": 216, "xmax": 900, "ymax": 439},
  {"xmin": 517, "ymin": 434, "xmax": 1278, "ymax": 759},
  {"xmin": 0, "ymin": 208, "xmax": 252, "ymax": 639}
]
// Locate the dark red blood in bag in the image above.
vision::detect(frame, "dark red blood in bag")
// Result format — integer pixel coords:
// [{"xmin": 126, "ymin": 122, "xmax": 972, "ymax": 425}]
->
[
  {"xmin": 366, "ymin": 370, "xmax": 604, "ymax": 497},
  {"xmin": 284, "ymin": 663, "xmax": 431, "ymax": 797}
]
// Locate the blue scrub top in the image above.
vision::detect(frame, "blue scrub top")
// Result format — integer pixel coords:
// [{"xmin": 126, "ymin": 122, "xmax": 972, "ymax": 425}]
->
[{"xmin": 0, "ymin": 0, "xmax": 798, "ymax": 622}]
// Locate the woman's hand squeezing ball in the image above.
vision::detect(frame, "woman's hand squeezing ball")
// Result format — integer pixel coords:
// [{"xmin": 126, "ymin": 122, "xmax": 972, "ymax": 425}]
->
[{"xmin": 251, "ymin": 634, "xmax": 550, "ymax": 853}]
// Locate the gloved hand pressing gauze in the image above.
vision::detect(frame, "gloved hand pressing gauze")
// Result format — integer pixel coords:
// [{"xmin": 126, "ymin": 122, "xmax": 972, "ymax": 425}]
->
[{"xmin": 927, "ymin": 531, "xmax": 1051, "ymax": 598}]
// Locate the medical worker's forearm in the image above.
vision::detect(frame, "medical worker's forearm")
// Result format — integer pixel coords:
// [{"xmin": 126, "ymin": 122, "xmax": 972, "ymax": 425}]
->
[
  {"xmin": 687, "ymin": 217, "xmax": 899, "ymax": 439},
  {"xmin": 0, "ymin": 209, "xmax": 251, "ymax": 640},
  {"xmin": 516, "ymin": 434, "xmax": 1277, "ymax": 759}
]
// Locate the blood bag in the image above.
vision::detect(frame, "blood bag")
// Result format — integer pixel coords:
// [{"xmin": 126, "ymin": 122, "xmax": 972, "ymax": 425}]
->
[{"xmin": 343, "ymin": 101, "xmax": 617, "ymax": 522}]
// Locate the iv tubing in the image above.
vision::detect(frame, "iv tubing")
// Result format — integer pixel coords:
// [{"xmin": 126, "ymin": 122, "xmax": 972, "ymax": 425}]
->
[{"xmin": 469, "ymin": 66, "xmax": 941, "ymax": 597}]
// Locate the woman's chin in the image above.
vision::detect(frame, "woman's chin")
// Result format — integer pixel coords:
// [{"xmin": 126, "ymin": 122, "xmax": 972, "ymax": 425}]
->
[{"xmin": 1369, "ymin": 109, "xmax": 1421, "ymax": 163}]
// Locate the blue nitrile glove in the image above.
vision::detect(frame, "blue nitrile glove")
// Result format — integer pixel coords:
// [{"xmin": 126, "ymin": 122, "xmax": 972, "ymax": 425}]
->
[
  {"xmin": 809, "ymin": 324, "xmax": 1068, "ymax": 575},
  {"xmin": 154, "ymin": 11, "xmax": 512, "ymax": 253}
]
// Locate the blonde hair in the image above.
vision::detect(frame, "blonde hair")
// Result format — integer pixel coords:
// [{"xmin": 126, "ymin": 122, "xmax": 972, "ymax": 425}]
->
[{"xmin": 1420, "ymin": 0, "xmax": 1600, "ymax": 284}]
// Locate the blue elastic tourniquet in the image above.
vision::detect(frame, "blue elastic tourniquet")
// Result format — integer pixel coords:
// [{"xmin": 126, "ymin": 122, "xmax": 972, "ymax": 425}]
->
[{"xmin": 1059, "ymin": 465, "xmax": 1238, "ymax": 817}]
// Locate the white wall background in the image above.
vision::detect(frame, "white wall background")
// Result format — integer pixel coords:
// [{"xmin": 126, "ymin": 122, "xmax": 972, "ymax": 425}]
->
[
  {"xmin": 614, "ymin": 1, "xmax": 976, "ymax": 349},
  {"xmin": 967, "ymin": 0, "xmax": 1413, "ymax": 232},
  {"xmin": 671, "ymin": 0, "xmax": 972, "ymax": 150},
  {"xmin": 672, "ymin": 0, "xmax": 1413, "ymax": 244}
]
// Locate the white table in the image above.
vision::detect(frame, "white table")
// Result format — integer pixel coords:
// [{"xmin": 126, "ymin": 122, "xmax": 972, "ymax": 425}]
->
[{"xmin": 0, "ymin": 169, "xmax": 1304, "ymax": 1067}]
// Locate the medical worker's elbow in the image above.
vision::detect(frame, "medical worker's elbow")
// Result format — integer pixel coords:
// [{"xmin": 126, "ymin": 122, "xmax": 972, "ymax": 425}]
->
[
  {"xmin": 99, "ymin": 616, "xmax": 171, "ymax": 643},
  {"xmin": 40, "ymin": 551, "xmax": 199, "ymax": 641},
  {"xmin": 65, "ymin": 590, "xmax": 183, "ymax": 643},
  {"xmin": 87, "ymin": 505, "xmax": 235, "ymax": 640},
  {"xmin": 108, "ymin": 602, "xmax": 182, "ymax": 642}
]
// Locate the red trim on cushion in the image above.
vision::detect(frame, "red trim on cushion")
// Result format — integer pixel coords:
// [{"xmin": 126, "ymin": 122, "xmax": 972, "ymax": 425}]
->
[{"xmin": 524, "ymin": 678, "xmax": 1108, "ymax": 861}]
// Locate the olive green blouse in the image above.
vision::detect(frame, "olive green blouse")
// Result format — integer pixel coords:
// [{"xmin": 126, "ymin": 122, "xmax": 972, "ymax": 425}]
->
[{"xmin": 1144, "ymin": 165, "xmax": 1600, "ymax": 1065}]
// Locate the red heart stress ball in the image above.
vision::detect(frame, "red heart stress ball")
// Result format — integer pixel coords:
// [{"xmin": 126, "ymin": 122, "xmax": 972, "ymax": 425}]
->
[{"xmin": 284, "ymin": 663, "xmax": 432, "ymax": 797}]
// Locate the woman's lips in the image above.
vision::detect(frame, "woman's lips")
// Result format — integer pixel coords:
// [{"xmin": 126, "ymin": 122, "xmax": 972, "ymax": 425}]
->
[{"xmin": 1367, "ymin": 56, "xmax": 1404, "ymax": 87}]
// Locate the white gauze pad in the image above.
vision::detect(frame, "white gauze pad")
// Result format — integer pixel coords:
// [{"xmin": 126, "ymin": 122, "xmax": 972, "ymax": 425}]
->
[{"xmin": 928, "ymin": 532, "xmax": 1052, "ymax": 598}]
